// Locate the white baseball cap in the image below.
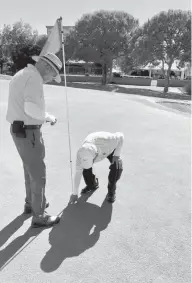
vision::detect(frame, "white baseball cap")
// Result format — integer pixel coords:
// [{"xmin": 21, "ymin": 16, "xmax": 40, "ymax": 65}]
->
[
  {"xmin": 32, "ymin": 53, "xmax": 62, "ymax": 83},
  {"xmin": 77, "ymin": 144, "xmax": 97, "ymax": 169}
]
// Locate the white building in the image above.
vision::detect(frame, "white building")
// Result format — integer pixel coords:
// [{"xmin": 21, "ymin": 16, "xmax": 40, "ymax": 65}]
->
[
  {"xmin": 180, "ymin": 62, "xmax": 191, "ymax": 79},
  {"xmin": 141, "ymin": 60, "xmax": 191, "ymax": 79}
]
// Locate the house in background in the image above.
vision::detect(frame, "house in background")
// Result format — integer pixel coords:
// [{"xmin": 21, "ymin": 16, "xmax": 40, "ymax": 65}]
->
[
  {"xmin": 66, "ymin": 60, "xmax": 102, "ymax": 75},
  {"xmin": 132, "ymin": 60, "xmax": 191, "ymax": 80},
  {"xmin": 141, "ymin": 61, "xmax": 182, "ymax": 78},
  {"xmin": 181, "ymin": 62, "xmax": 191, "ymax": 80}
]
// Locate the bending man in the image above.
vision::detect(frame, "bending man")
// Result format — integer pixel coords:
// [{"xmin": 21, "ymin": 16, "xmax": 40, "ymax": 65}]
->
[{"xmin": 69, "ymin": 131, "xmax": 124, "ymax": 204}]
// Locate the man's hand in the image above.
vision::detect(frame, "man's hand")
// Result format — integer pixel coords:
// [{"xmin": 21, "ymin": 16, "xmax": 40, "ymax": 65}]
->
[
  {"xmin": 50, "ymin": 118, "xmax": 57, "ymax": 126},
  {"xmin": 68, "ymin": 194, "xmax": 78, "ymax": 204},
  {"xmin": 46, "ymin": 114, "xmax": 57, "ymax": 126},
  {"xmin": 111, "ymin": 156, "xmax": 123, "ymax": 169}
]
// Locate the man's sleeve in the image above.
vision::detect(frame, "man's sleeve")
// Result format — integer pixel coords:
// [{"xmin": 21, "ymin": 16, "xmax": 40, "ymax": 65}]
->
[
  {"xmin": 114, "ymin": 133, "xmax": 124, "ymax": 156},
  {"xmin": 73, "ymin": 169, "xmax": 83, "ymax": 195},
  {"xmin": 73, "ymin": 155, "xmax": 83, "ymax": 195},
  {"xmin": 24, "ymin": 76, "xmax": 45, "ymax": 122},
  {"xmin": 73, "ymin": 153, "xmax": 93, "ymax": 195}
]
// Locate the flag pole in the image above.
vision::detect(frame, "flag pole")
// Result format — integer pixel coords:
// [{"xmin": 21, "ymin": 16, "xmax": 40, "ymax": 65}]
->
[{"xmin": 59, "ymin": 16, "xmax": 74, "ymax": 194}]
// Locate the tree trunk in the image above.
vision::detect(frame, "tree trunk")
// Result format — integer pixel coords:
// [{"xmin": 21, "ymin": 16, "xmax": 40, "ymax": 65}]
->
[
  {"xmin": 109, "ymin": 59, "xmax": 113, "ymax": 82},
  {"xmin": 164, "ymin": 65, "xmax": 171, "ymax": 93},
  {"xmin": 149, "ymin": 68, "xmax": 152, "ymax": 78},
  {"xmin": 161, "ymin": 59, "xmax": 165, "ymax": 77},
  {"xmin": 84, "ymin": 62, "xmax": 89, "ymax": 75},
  {"xmin": 102, "ymin": 63, "xmax": 107, "ymax": 85}
]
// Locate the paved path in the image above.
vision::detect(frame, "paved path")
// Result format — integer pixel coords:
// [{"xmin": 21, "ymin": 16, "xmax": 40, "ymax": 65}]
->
[{"xmin": 0, "ymin": 80, "xmax": 191, "ymax": 283}]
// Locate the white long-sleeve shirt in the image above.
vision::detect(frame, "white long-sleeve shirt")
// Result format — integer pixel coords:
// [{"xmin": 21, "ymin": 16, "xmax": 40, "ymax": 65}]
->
[
  {"xmin": 25, "ymin": 103, "xmax": 55, "ymax": 123},
  {"xmin": 6, "ymin": 64, "xmax": 55, "ymax": 124},
  {"xmin": 72, "ymin": 131, "xmax": 124, "ymax": 195}
]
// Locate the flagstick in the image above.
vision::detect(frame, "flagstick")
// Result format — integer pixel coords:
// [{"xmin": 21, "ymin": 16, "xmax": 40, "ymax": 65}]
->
[{"xmin": 59, "ymin": 17, "xmax": 74, "ymax": 194}]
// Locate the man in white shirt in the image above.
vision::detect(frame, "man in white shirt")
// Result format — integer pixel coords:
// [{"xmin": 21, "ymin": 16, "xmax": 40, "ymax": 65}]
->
[
  {"xmin": 6, "ymin": 52, "xmax": 62, "ymax": 228},
  {"xmin": 69, "ymin": 132, "xmax": 124, "ymax": 204}
]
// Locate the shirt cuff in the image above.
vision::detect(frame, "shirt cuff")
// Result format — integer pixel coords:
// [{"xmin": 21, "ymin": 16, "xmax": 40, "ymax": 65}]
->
[{"xmin": 45, "ymin": 112, "xmax": 56, "ymax": 123}]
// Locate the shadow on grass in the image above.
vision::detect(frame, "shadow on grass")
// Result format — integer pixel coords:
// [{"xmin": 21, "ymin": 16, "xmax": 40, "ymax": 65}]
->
[
  {"xmin": 49, "ymin": 81, "xmax": 191, "ymax": 101},
  {"xmin": 0, "ymin": 214, "xmax": 43, "ymax": 269},
  {"xmin": 40, "ymin": 196, "xmax": 113, "ymax": 273},
  {"xmin": 0, "ymin": 214, "xmax": 31, "ymax": 249}
]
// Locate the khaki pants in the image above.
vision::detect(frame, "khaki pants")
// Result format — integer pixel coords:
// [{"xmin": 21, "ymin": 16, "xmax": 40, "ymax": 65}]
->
[{"xmin": 11, "ymin": 126, "xmax": 46, "ymax": 219}]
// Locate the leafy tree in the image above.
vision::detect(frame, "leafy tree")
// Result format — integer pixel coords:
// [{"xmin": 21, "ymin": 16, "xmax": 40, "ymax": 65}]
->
[
  {"xmin": 11, "ymin": 20, "xmax": 38, "ymax": 47},
  {"xmin": 0, "ymin": 26, "xmax": 12, "ymax": 72},
  {"xmin": 11, "ymin": 44, "xmax": 41, "ymax": 71},
  {"xmin": 35, "ymin": 34, "xmax": 48, "ymax": 50},
  {"xmin": 115, "ymin": 55, "xmax": 135, "ymax": 75},
  {"xmin": 130, "ymin": 10, "xmax": 191, "ymax": 92},
  {"xmin": 11, "ymin": 34, "xmax": 48, "ymax": 71},
  {"xmin": 0, "ymin": 54, "xmax": 7, "ymax": 73},
  {"xmin": 0, "ymin": 20, "xmax": 48, "ymax": 72},
  {"xmin": 65, "ymin": 10, "xmax": 139, "ymax": 84}
]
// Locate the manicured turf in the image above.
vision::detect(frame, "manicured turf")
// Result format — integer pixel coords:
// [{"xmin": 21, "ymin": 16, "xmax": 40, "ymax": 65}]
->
[{"xmin": 0, "ymin": 80, "xmax": 190, "ymax": 283}]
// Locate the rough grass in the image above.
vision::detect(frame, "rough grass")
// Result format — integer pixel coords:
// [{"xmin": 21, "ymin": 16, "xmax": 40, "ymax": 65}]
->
[
  {"xmin": 50, "ymin": 81, "xmax": 191, "ymax": 101},
  {"xmin": 2, "ymin": 74, "xmax": 190, "ymax": 101}
]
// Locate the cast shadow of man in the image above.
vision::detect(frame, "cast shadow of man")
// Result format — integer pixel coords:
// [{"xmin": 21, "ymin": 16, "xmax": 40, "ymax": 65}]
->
[
  {"xmin": 0, "ymin": 214, "xmax": 43, "ymax": 269},
  {"xmin": 40, "ymin": 196, "xmax": 113, "ymax": 273}
]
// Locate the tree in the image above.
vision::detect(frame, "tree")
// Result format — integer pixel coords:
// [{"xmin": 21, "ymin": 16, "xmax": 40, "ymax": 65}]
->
[
  {"xmin": 11, "ymin": 34, "xmax": 48, "ymax": 71},
  {"xmin": 0, "ymin": 25, "xmax": 12, "ymax": 73},
  {"xmin": 11, "ymin": 43, "xmax": 42, "ymax": 71},
  {"xmin": 0, "ymin": 20, "xmax": 47, "ymax": 72},
  {"xmin": 115, "ymin": 55, "xmax": 135, "ymax": 75},
  {"xmin": 0, "ymin": 54, "xmax": 7, "ymax": 73},
  {"xmin": 65, "ymin": 10, "xmax": 139, "ymax": 84},
  {"xmin": 178, "ymin": 16, "xmax": 191, "ymax": 67},
  {"xmin": 130, "ymin": 10, "xmax": 191, "ymax": 92},
  {"xmin": 36, "ymin": 34, "xmax": 48, "ymax": 50}
]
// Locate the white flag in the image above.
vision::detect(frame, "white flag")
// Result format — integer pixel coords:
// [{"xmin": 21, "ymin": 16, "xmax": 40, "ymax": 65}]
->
[{"xmin": 40, "ymin": 19, "xmax": 62, "ymax": 56}]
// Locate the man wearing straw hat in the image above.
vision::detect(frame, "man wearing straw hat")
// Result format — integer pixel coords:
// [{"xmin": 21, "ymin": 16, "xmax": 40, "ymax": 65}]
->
[{"xmin": 6, "ymin": 52, "xmax": 62, "ymax": 228}]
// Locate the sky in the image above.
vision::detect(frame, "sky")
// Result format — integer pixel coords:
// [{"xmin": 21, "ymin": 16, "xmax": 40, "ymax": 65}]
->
[{"xmin": 0, "ymin": 0, "xmax": 191, "ymax": 34}]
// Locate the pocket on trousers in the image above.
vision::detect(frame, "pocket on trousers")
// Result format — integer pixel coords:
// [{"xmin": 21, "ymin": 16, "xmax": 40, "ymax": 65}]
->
[{"xmin": 26, "ymin": 130, "xmax": 36, "ymax": 148}]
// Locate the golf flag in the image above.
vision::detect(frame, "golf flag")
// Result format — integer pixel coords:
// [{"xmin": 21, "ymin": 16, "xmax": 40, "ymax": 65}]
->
[
  {"xmin": 40, "ymin": 16, "xmax": 74, "ymax": 193},
  {"xmin": 40, "ymin": 18, "xmax": 62, "ymax": 56}
]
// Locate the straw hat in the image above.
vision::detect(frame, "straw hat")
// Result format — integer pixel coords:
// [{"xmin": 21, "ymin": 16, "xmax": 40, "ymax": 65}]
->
[{"xmin": 32, "ymin": 53, "xmax": 62, "ymax": 83}]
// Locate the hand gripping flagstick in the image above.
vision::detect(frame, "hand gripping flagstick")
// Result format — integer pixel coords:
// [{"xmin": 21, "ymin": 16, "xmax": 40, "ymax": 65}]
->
[{"xmin": 58, "ymin": 17, "xmax": 74, "ymax": 194}]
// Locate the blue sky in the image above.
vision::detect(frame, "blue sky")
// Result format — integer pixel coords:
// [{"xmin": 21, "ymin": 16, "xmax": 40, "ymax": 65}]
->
[{"xmin": 0, "ymin": 0, "xmax": 190, "ymax": 34}]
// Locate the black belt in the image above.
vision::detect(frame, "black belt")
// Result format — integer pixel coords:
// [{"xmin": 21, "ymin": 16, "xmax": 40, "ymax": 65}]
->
[{"xmin": 24, "ymin": 125, "xmax": 42, "ymax": 129}]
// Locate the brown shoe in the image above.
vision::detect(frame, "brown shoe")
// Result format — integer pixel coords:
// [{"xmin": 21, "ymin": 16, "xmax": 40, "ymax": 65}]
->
[
  {"xmin": 31, "ymin": 214, "xmax": 60, "ymax": 228},
  {"xmin": 24, "ymin": 203, "xmax": 49, "ymax": 214}
]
